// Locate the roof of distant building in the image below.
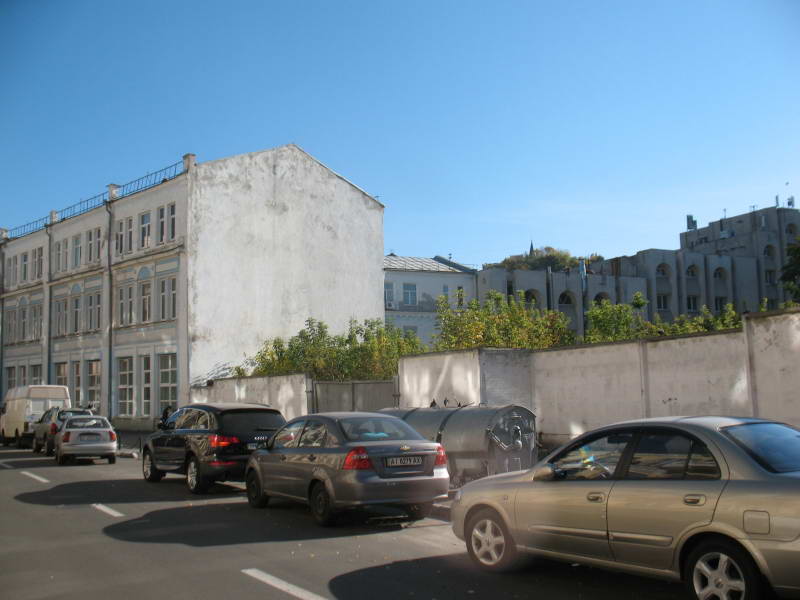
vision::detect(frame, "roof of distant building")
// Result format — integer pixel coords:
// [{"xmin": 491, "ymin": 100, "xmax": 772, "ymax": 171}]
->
[{"xmin": 384, "ymin": 254, "xmax": 475, "ymax": 273}]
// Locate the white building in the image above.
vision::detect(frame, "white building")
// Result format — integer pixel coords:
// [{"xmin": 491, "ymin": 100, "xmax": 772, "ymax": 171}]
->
[{"xmin": 1, "ymin": 144, "xmax": 384, "ymax": 429}]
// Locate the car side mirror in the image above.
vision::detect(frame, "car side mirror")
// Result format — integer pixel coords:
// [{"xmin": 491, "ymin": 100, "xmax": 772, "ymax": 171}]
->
[{"xmin": 532, "ymin": 463, "xmax": 556, "ymax": 482}]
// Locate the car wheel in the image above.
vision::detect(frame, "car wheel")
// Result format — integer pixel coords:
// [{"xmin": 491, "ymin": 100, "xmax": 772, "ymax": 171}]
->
[
  {"xmin": 466, "ymin": 508, "xmax": 520, "ymax": 572},
  {"xmin": 405, "ymin": 502, "xmax": 433, "ymax": 520},
  {"xmin": 685, "ymin": 538, "xmax": 766, "ymax": 600},
  {"xmin": 107, "ymin": 455, "xmax": 116, "ymax": 465},
  {"xmin": 186, "ymin": 456, "xmax": 209, "ymax": 494},
  {"xmin": 246, "ymin": 471, "xmax": 269, "ymax": 508},
  {"xmin": 142, "ymin": 450, "xmax": 164, "ymax": 482},
  {"xmin": 310, "ymin": 481, "xmax": 337, "ymax": 527}
]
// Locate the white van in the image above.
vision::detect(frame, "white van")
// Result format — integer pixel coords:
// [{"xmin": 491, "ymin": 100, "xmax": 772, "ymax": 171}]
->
[{"xmin": 1, "ymin": 385, "xmax": 71, "ymax": 448}]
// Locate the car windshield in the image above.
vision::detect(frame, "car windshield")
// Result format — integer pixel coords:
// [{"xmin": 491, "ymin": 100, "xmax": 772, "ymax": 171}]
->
[
  {"xmin": 339, "ymin": 416, "xmax": 424, "ymax": 442},
  {"xmin": 219, "ymin": 410, "xmax": 286, "ymax": 436},
  {"xmin": 724, "ymin": 422, "xmax": 800, "ymax": 473},
  {"xmin": 66, "ymin": 417, "xmax": 111, "ymax": 429},
  {"xmin": 58, "ymin": 410, "xmax": 92, "ymax": 421}
]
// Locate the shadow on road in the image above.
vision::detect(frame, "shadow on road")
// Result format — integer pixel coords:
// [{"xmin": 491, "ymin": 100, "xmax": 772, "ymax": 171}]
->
[
  {"xmin": 327, "ymin": 553, "xmax": 685, "ymax": 600},
  {"xmin": 102, "ymin": 500, "xmax": 404, "ymax": 547},
  {"xmin": 0, "ymin": 449, "xmax": 67, "ymax": 469}
]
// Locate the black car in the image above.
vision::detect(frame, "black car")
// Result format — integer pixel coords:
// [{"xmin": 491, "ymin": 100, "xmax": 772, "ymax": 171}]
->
[{"xmin": 141, "ymin": 403, "xmax": 286, "ymax": 493}]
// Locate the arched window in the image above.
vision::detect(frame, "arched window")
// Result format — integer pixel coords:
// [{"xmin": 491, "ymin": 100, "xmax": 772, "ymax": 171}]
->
[
  {"xmin": 787, "ymin": 223, "xmax": 798, "ymax": 237},
  {"xmin": 594, "ymin": 293, "xmax": 610, "ymax": 305},
  {"xmin": 558, "ymin": 292, "xmax": 573, "ymax": 305},
  {"xmin": 524, "ymin": 289, "xmax": 541, "ymax": 307},
  {"xmin": 763, "ymin": 245, "xmax": 775, "ymax": 258},
  {"xmin": 713, "ymin": 268, "xmax": 726, "ymax": 281},
  {"xmin": 656, "ymin": 264, "xmax": 670, "ymax": 278},
  {"xmin": 686, "ymin": 265, "xmax": 698, "ymax": 278}
]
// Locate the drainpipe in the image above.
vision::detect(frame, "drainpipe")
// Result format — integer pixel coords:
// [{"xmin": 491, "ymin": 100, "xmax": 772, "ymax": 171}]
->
[
  {"xmin": 0, "ymin": 229, "xmax": 7, "ymax": 396},
  {"xmin": 104, "ymin": 185, "xmax": 119, "ymax": 418}
]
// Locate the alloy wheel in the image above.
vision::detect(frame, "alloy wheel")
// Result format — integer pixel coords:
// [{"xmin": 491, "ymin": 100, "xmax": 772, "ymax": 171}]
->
[
  {"xmin": 693, "ymin": 552, "xmax": 746, "ymax": 600},
  {"xmin": 470, "ymin": 518, "xmax": 506, "ymax": 567}
]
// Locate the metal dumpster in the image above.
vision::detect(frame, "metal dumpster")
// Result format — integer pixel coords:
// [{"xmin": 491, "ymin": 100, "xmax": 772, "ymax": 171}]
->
[{"xmin": 381, "ymin": 405, "xmax": 537, "ymax": 487}]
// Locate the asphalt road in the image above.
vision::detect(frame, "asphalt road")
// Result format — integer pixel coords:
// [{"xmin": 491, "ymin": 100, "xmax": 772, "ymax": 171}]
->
[{"xmin": 0, "ymin": 447, "xmax": 688, "ymax": 600}]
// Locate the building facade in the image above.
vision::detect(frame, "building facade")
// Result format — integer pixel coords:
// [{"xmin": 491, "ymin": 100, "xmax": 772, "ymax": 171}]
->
[{"xmin": 1, "ymin": 144, "xmax": 384, "ymax": 429}]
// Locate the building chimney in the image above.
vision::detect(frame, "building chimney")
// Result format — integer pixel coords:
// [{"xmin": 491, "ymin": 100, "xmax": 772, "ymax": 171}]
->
[
  {"xmin": 183, "ymin": 153, "xmax": 196, "ymax": 172},
  {"xmin": 49, "ymin": 210, "xmax": 59, "ymax": 224},
  {"xmin": 107, "ymin": 184, "xmax": 120, "ymax": 201}
]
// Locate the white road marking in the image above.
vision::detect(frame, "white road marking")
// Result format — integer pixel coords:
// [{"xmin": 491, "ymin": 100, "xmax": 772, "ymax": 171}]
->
[
  {"xmin": 0, "ymin": 462, "xmax": 13, "ymax": 469},
  {"xmin": 242, "ymin": 568, "xmax": 329, "ymax": 600},
  {"xmin": 20, "ymin": 471, "xmax": 49, "ymax": 483},
  {"xmin": 91, "ymin": 503, "xmax": 125, "ymax": 517}
]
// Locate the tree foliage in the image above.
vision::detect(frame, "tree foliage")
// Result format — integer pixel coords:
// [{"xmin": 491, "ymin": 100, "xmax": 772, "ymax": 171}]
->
[
  {"xmin": 781, "ymin": 235, "xmax": 800, "ymax": 301},
  {"xmin": 483, "ymin": 246, "xmax": 603, "ymax": 272}
]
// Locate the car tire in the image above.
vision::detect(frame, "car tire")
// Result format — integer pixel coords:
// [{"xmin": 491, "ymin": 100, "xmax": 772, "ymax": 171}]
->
[
  {"xmin": 246, "ymin": 471, "xmax": 269, "ymax": 509},
  {"xmin": 142, "ymin": 450, "xmax": 164, "ymax": 482},
  {"xmin": 310, "ymin": 481, "xmax": 337, "ymax": 527},
  {"xmin": 186, "ymin": 456, "xmax": 209, "ymax": 494},
  {"xmin": 684, "ymin": 538, "xmax": 766, "ymax": 600},
  {"xmin": 107, "ymin": 455, "xmax": 116, "ymax": 465},
  {"xmin": 465, "ymin": 508, "xmax": 521, "ymax": 572},
  {"xmin": 405, "ymin": 502, "xmax": 433, "ymax": 520}
]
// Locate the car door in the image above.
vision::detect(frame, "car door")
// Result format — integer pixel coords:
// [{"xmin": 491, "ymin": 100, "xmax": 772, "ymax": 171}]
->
[
  {"xmin": 151, "ymin": 408, "xmax": 184, "ymax": 468},
  {"xmin": 259, "ymin": 420, "xmax": 306, "ymax": 498},
  {"xmin": 606, "ymin": 428, "xmax": 726, "ymax": 569},
  {"xmin": 167, "ymin": 408, "xmax": 198, "ymax": 468},
  {"xmin": 514, "ymin": 429, "xmax": 635, "ymax": 561},
  {"xmin": 293, "ymin": 420, "xmax": 331, "ymax": 498}
]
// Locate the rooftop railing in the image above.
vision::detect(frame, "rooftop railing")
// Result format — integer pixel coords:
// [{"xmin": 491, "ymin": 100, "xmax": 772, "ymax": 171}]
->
[{"xmin": 6, "ymin": 160, "xmax": 185, "ymax": 240}]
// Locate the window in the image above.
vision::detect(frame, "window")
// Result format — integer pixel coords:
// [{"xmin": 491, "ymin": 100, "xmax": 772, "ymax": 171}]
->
[
  {"xmin": 55, "ymin": 363, "xmax": 68, "ymax": 387},
  {"xmin": 169, "ymin": 277, "xmax": 176, "ymax": 319},
  {"xmin": 31, "ymin": 364, "xmax": 42, "ymax": 385},
  {"xmin": 763, "ymin": 245, "xmax": 775, "ymax": 258},
  {"xmin": 765, "ymin": 270, "xmax": 776, "ymax": 285},
  {"xmin": 139, "ymin": 213, "xmax": 151, "ymax": 249},
  {"xmin": 272, "ymin": 421, "xmax": 306, "ymax": 449},
  {"xmin": 93, "ymin": 228, "xmax": 101, "ymax": 261},
  {"xmin": 61, "ymin": 239, "xmax": 69, "ymax": 271},
  {"xmin": 87, "ymin": 229, "xmax": 94, "ymax": 262},
  {"xmin": 686, "ymin": 265, "xmax": 698, "ymax": 278},
  {"xmin": 624, "ymin": 432, "xmax": 692, "ymax": 480},
  {"xmin": 72, "ymin": 234, "xmax": 82, "ymax": 267},
  {"xmin": 127, "ymin": 285, "xmax": 135, "ymax": 325},
  {"xmin": 118, "ymin": 287, "xmax": 125, "ymax": 325},
  {"xmin": 118, "ymin": 358, "xmax": 134, "ymax": 417},
  {"xmin": 54, "ymin": 243, "xmax": 62, "ymax": 273},
  {"xmin": 713, "ymin": 268, "xmax": 725, "ymax": 280},
  {"xmin": 19, "ymin": 307, "xmax": 27, "ymax": 340},
  {"xmin": 34, "ymin": 247, "xmax": 43, "ymax": 279},
  {"xmin": 384, "ymin": 282, "xmax": 394, "ymax": 306},
  {"xmin": 19, "ymin": 366, "xmax": 27, "ymax": 386},
  {"xmin": 11, "ymin": 255, "xmax": 17, "ymax": 285},
  {"xmin": 126, "ymin": 217, "xmax": 134, "ymax": 253},
  {"xmin": 552, "ymin": 431, "xmax": 634, "ymax": 480},
  {"xmin": 558, "ymin": 292, "xmax": 573, "ymax": 305},
  {"xmin": 6, "ymin": 367, "xmax": 16, "ymax": 392},
  {"xmin": 93, "ymin": 293, "xmax": 101, "ymax": 329},
  {"xmin": 714, "ymin": 296, "xmax": 727, "ymax": 313},
  {"xmin": 656, "ymin": 264, "xmax": 669, "ymax": 278},
  {"xmin": 115, "ymin": 220, "xmax": 124, "ymax": 256},
  {"xmin": 31, "ymin": 304, "xmax": 42, "ymax": 339},
  {"xmin": 298, "ymin": 421, "xmax": 328, "ymax": 448},
  {"xmin": 71, "ymin": 296, "xmax": 81, "ymax": 334},
  {"xmin": 5, "ymin": 310, "xmax": 16, "ymax": 343},
  {"xmin": 86, "ymin": 295, "xmax": 96, "ymax": 330},
  {"xmin": 402, "ymin": 283, "xmax": 417, "ymax": 305},
  {"xmin": 159, "ymin": 279, "xmax": 167, "ymax": 319},
  {"xmin": 158, "ymin": 278, "xmax": 176, "ymax": 320},
  {"xmin": 140, "ymin": 282, "xmax": 151, "ymax": 322},
  {"xmin": 158, "ymin": 353, "xmax": 177, "ymax": 414},
  {"xmin": 157, "ymin": 207, "xmax": 166, "ymax": 243},
  {"xmin": 656, "ymin": 294, "xmax": 669, "ymax": 311},
  {"xmin": 87, "ymin": 360, "xmax": 101, "ymax": 410},
  {"xmin": 72, "ymin": 361, "xmax": 82, "ymax": 407},
  {"xmin": 55, "ymin": 299, "xmax": 67, "ymax": 336},
  {"xmin": 4, "ymin": 258, "xmax": 11, "ymax": 287},
  {"xmin": 724, "ymin": 422, "xmax": 800, "ymax": 473},
  {"xmin": 687, "ymin": 295, "xmax": 698, "ymax": 312},
  {"xmin": 168, "ymin": 203, "xmax": 176, "ymax": 240},
  {"xmin": 141, "ymin": 356, "xmax": 152, "ymax": 417},
  {"xmin": 21, "ymin": 252, "xmax": 28, "ymax": 282}
]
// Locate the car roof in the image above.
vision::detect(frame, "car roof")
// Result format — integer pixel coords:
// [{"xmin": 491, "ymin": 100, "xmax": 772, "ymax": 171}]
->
[
  {"xmin": 187, "ymin": 403, "xmax": 279, "ymax": 413},
  {"xmin": 604, "ymin": 415, "xmax": 774, "ymax": 431},
  {"xmin": 299, "ymin": 412, "xmax": 402, "ymax": 420}
]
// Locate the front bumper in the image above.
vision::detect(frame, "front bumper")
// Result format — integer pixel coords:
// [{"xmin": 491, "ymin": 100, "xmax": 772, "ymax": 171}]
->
[
  {"xmin": 60, "ymin": 442, "xmax": 117, "ymax": 457},
  {"xmin": 331, "ymin": 467, "xmax": 450, "ymax": 507}
]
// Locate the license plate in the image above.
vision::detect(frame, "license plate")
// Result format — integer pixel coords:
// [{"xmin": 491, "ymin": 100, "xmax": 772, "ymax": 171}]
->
[
  {"xmin": 80, "ymin": 433, "xmax": 100, "ymax": 441},
  {"xmin": 247, "ymin": 443, "xmax": 257, "ymax": 450},
  {"xmin": 386, "ymin": 456, "xmax": 423, "ymax": 467}
]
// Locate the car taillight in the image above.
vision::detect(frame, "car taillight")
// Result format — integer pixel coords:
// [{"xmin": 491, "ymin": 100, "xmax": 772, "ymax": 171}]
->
[
  {"xmin": 50, "ymin": 423, "xmax": 58, "ymax": 435},
  {"xmin": 342, "ymin": 446, "xmax": 373, "ymax": 470},
  {"xmin": 209, "ymin": 434, "xmax": 240, "ymax": 448},
  {"xmin": 435, "ymin": 444, "xmax": 448, "ymax": 466},
  {"xmin": 109, "ymin": 431, "xmax": 117, "ymax": 442},
  {"xmin": 62, "ymin": 432, "xmax": 71, "ymax": 443}
]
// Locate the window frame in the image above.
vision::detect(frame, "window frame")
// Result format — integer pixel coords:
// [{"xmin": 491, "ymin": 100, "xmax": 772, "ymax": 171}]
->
[
  {"xmin": 618, "ymin": 427, "xmax": 722, "ymax": 481},
  {"xmin": 139, "ymin": 212, "xmax": 151, "ymax": 249},
  {"xmin": 118, "ymin": 357, "xmax": 134, "ymax": 417},
  {"xmin": 549, "ymin": 428, "xmax": 638, "ymax": 481}
]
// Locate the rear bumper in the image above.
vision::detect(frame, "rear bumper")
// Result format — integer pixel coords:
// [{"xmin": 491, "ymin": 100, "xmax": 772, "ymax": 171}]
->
[
  {"xmin": 60, "ymin": 442, "xmax": 117, "ymax": 456},
  {"xmin": 332, "ymin": 467, "xmax": 450, "ymax": 507},
  {"xmin": 751, "ymin": 536, "xmax": 800, "ymax": 596},
  {"xmin": 201, "ymin": 458, "xmax": 247, "ymax": 482}
]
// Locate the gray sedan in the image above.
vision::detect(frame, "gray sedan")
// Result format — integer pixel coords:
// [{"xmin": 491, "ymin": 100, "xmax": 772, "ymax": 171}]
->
[
  {"xmin": 55, "ymin": 416, "xmax": 118, "ymax": 465},
  {"xmin": 245, "ymin": 412, "xmax": 450, "ymax": 525},
  {"xmin": 451, "ymin": 416, "xmax": 800, "ymax": 600}
]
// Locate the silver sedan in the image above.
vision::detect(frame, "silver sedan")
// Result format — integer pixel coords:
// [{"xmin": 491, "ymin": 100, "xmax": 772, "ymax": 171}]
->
[
  {"xmin": 245, "ymin": 412, "xmax": 450, "ymax": 525},
  {"xmin": 54, "ymin": 416, "xmax": 118, "ymax": 465},
  {"xmin": 451, "ymin": 416, "xmax": 800, "ymax": 600}
]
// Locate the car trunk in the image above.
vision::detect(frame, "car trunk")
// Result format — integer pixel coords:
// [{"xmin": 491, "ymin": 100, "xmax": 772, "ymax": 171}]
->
[
  {"xmin": 352, "ymin": 441, "xmax": 440, "ymax": 478},
  {"xmin": 217, "ymin": 410, "xmax": 286, "ymax": 454}
]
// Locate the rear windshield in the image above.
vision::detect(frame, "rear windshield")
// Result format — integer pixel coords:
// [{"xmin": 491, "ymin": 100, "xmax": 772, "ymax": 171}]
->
[
  {"xmin": 724, "ymin": 423, "xmax": 800, "ymax": 473},
  {"xmin": 339, "ymin": 416, "xmax": 424, "ymax": 442},
  {"xmin": 58, "ymin": 410, "xmax": 92, "ymax": 421},
  {"xmin": 66, "ymin": 417, "xmax": 111, "ymax": 429},
  {"xmin": 219, "ymin": 410, "xmax": 286, "ymax": 436}
]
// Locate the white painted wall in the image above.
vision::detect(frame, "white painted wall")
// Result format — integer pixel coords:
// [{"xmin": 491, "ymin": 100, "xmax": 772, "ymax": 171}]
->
[
  {"xmin": 190, "ymin": 373, "xmax": 309, "ymax": 421},
  {"xmin": 399, "ymin": 350, "xmax": 481, "ymax": 408},
  {"xmin": 186, "ymin": 144, "xmax": 384, "ymax": 384}
]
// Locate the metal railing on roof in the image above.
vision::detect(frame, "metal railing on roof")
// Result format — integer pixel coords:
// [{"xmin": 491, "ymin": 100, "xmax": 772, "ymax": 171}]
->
[{"xmin": 5, "ymin": 160, "xmax": 185, "ymax": 240}]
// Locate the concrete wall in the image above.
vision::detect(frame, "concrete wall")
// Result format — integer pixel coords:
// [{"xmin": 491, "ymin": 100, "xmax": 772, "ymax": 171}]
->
[
  {"xmin": 479, "ymin": 349, "xmax": 532, "ymax": 407},
  {"xmin": 399, "ymin": 349, "xmax": 481, "ymax": 408},
  {"xmin": 312, "ymin": 380, "xmax": 397, "ymax": 413},
  {"xmin": 190, "ymin": 373, "xmax": 310, "ymax": 421},
  {"xmin": 186, "ymin": 144, "xmax": 384, "ymax": 385}
]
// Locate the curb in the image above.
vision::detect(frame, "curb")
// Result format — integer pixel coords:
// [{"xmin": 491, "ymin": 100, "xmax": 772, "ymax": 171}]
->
[{"xmin": 117, "ymin": 448, "xmax": 139, "ymax": 459}]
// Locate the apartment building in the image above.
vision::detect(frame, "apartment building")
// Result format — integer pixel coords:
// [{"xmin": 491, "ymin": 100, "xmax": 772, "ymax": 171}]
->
[{"xmin": 1, "ymin": 144, "xmax": 384, "ymax": 429}]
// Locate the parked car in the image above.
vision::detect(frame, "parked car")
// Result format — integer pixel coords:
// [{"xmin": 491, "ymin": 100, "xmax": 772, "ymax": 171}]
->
[
  {"xmin": 245, "ymin": 412, "xmax": 451, "ymax": 526},
  {"xmin": 451, "ymin": 416, "xmax": 800, "ymax": 600},
  {"xmin": 33, "ymin": 407, "xmax": 94, "ymax": 455},
  {"xmin": 141, "ymin": 403, "xmax": 286, "ymax": 494},
  {"xmin": 54, "ymin": 416, "xmax": 117, "ymax": 465},
  {"xmin": 1, "ymin": 385, "xmax": 71, "ymax": 448}
]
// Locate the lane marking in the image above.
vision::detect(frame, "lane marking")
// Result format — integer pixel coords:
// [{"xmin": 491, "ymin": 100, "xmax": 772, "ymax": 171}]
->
[
  {"xmin": 0, "ymin": 462, "xmax": 13, "ymax": 469},
  {"xmin": 92, "ymin": 503, "xmax": 125, "ymax": 518},
  {"xmin": 20, "ymin": 471, "xmax": 49, "ymax": 483},
  {"xmin": 242, "ymin": 568, "xmax": 329, "ymax": 600}
]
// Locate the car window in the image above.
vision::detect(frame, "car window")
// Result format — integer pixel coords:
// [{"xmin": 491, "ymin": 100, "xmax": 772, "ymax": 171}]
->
[
  {"xmin": 193, "ymin": 411, "xmax": 210, "ymax": 430},
  {"xmin": 164, "ymin": 409, "xmax": 183, "ymax": 428},
  {"xmin": 298, "ymin": 421, "xmax": 327, "ymax": 448},
  {"xmin": 176, "ymin": 409, "xmax": 199, "ymax": 430},
  {"xmin": 58, "ymin": 409, "xmax": 92, "ymax": 421},
  {"xmin": 272, "ymin": 421, "xmax": 305, "ymax": 449},
  {"xmin": 625, "ymin": 432, "xmax": 693, "ymax": 480},
  {"xmin": 552, "ymin": 431, "xmax": 634, "ymax": 480},
  {"xmin": 220, "ymin": 410, "xmax": 285, "ymax": 437},
  {"xmin": 686, "ymin": 442, "xmax": 721, "ymax": 480},
  {"xmin": 339, "ymin": 417, "xmax": 424, "ymax": 442},
  {"xmin": 66, "ymin": 417, "xmax": 111, "ymax": 429},
  {"xmin": 724, "ymin": 422, "xmax": 800, "ymax": 473}
]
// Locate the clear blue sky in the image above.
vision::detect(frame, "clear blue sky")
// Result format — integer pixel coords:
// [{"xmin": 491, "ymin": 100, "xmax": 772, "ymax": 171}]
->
[{"xmin": 2, "ymin": 0, "xmax": 798, "ymax": 268}]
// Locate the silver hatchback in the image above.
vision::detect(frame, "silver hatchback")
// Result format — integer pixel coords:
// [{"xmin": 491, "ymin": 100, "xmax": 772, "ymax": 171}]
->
[
  {"xmin": 55, "ymin": 416, "xmax": 118, "ymax": 465},
  {"xmin": 451, "ymin": 416, "xmax": 800, "ymax": 600},
  {"xmin": 245, "ymin": 412, "xmax": 450, "ymax": 525}
]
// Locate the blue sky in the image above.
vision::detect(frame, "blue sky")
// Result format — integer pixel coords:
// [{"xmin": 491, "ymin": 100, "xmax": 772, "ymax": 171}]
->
[{"xmin": 2, "ymin": 1, "xmax": 798, "ymax": 268}]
